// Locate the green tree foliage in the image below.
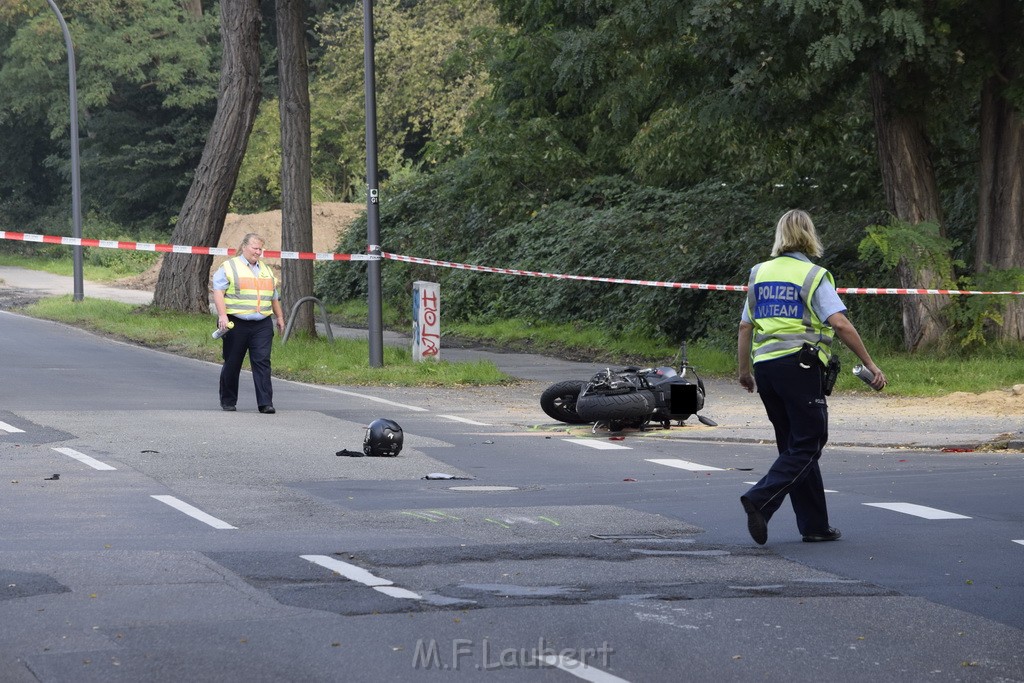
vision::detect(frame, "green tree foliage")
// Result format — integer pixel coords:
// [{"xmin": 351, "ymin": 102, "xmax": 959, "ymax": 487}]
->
[
  {"xmin": 858, "ymin": 220, "xmax": 960, "ymax": 280},
  {"xmin": 688, "ymin": 0, "xmax": 1021, "ymax": 348},
  {"xmin": 315, "ymin": 0, "xmax": 497, "ymax": 178},
  {"xmin": 0, "ymin": 0, "xmax": 219, "ymax": 230},
  {"xmin": 477, "ymin": 0, "xmax": 883, "ymax": 209},
  {"xmin": 233, "ymin": 0, "xmax": 497, "ymax": 211},
  {"xmin": 5, "ymin": 0, "xmax": 1021, "ymax": 350},
  {"xmin": 316, "ymin": 169, "xmax": 883, "ymax": 344},
  {"xmin": 311, "ymin": 0, "xmax": 917, "ymax": 347},
  {"xmin": 944, "ymin": 268, "xmax": 1024, "ymax": 349}
]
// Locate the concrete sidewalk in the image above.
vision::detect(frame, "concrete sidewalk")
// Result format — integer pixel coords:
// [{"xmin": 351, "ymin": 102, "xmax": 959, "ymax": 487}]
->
[
  {"xmin": 2, "ymin": 265, "xmax": 1021, "ymax": 451},
  {"xmin": 0, "ymin": 265, "xmax": 154, "ymax": 306}
]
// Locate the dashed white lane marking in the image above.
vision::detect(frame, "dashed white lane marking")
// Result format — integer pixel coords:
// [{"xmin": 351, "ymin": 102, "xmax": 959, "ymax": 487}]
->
[
  {"xmin": 564, "ymin": 438, "xmax": 631, "ymax": 451},
  {"xmin": 538, "ymin": 655, "xmax": 631, "ymax": 683},
  {"xmin": 52, "ymin": 447, "xmax": 116, "ymax": 471},
  {"xmin": 438, "ymin": 414, "xmax": 491, "ymax": 426},
  {"xmin": 151, "ymin": 495, "xmax": 237, "ymax": 529},
  {"xmin": 316, "ymin": 386, "xmax": 428, "ymax": 411},
  {"xmin": 647, "ymin": 458, "xmax": 723, "ymax": 471},
  {"xmin": 863, "ymin": 502, "xmax": 971, "ymax": 520},
  {"xmin": 375, "ymin": 586, "xmax": 423, "ymax": 599},
  {"xmin": 0, "ymin": 421, "xmax": 25, "ymax": 434},
  {"xmin": 301, "ymin": 554, "xmax": 423, "ymax": 600}
]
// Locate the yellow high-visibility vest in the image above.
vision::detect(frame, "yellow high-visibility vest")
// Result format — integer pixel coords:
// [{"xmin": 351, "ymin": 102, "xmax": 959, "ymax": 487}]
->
[
  {"xmin": 745, "ymin": 256, "xmax": 834, "ymax": 364},
  {"xmin": 223, "ymin": 256, "xmax": 277, "ymax": 317}
]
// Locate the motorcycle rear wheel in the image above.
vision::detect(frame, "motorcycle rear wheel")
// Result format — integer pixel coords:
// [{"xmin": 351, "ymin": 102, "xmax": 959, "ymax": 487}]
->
[
  {"xmin": 576, "ymin": 389, "xmax": 655, "ymax": 422},
  {"xmin": 540, "ymin": 380, "xmax": 590, "ymax": 424}
]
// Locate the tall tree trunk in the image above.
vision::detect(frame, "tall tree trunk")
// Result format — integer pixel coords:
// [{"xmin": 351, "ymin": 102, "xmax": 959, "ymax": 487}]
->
[
  {"xmin": 973, "ymin": 3, "xmax": 1024, "ymax": 340},
  {"xmin": 869, "ymin": 70, "xmax": 951, "ymax": 351},
  {"xmin": 276, "ymin": 0, "xmax": 315, "ymax": 337},
  {"xmin": 153, "ymin": 0, "xmax": 262, "ymax": 313}
]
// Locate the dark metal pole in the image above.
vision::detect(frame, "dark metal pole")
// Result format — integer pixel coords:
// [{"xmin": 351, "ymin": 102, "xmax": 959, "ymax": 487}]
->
[
  {"xmin": 363, "ymin": 0, "xmax": 384, "ymax": 367},
  {"xmin": 45, "ymin": 0, "xmax": 84, "ymax": 301}
]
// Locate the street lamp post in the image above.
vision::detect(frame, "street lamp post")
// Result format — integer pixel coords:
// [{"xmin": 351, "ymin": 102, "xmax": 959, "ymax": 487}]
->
[
  {"xmin": 44, "ymin": 0, "xmax": 84, "ymax": 301},
  {"xmin": 363, "ymin": 0, "xmax": 383, "ymax": 367}
]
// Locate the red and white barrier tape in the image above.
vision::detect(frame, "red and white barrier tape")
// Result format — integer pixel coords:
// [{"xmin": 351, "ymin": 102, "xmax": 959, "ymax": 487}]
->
[
  {"xmin": 382, "ymin": 252, "xmax": 747, "ymax": 291},
  {"xmin": 0, "ymin": 231, "xmax": 374, "ymax": 261},
  {"xmin": 3, "ymin": 230, "xmax": 1023, "ymax": 295},
  {"xmin": 383, "ymin": 252, "xmax": 1024, "ymax": 296},
  {"xmin": 835, "ymin": 286, "xmax": 1024, "ymax": 295}
]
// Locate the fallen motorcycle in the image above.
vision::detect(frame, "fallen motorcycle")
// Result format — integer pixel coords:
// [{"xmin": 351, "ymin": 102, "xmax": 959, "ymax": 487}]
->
[{"xmin": 540, "ymin": 343, "xmax": 716, "ymax": 432}]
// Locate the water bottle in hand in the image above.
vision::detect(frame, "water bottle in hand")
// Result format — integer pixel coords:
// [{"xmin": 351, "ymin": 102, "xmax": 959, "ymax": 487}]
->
[{"xmin": 212, "ymin": 321, "xmax": 234, "ymax": 339}]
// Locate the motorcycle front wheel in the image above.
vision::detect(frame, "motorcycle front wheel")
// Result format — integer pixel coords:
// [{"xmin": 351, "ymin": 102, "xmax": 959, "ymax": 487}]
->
[
  {"xmin": 576, "ymin": 389, "xmax": 655, "ymax": 422},
  {"xmin": 539, "ymin": 380, "xmax": 590, "ymax": 424}
]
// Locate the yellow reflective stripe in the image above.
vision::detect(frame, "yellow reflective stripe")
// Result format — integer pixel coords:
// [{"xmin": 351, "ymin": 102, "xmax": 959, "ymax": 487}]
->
[
  {"xmin": 227, "ymin": 258, "xmax": 242, "ymax": 297},
  {"xmin": 796, "ymin": 265, "xmax": 822, "ymax": 333},
  {"xmin": 754, "ymin": 332, "xmax": 833, "ymax": 345},
  {"xmin": 752, "ymin": 337, "xmax": 818, "ymax": 359}
]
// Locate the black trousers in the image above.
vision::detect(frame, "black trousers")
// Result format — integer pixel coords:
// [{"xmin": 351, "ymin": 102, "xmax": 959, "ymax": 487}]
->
[
  {"xmin": 742, "ymin": 353, "xmax": 831, "ymax": 536},
  {"xmin": 219, "ymin": 315, "xmax": 274, "ymax": 408}
]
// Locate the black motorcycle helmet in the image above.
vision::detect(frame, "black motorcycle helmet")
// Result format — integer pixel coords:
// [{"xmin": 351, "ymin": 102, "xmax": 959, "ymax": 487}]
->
[{"xmin": 363, "ymin": 418, "xmax": 404, "ymax": 457}]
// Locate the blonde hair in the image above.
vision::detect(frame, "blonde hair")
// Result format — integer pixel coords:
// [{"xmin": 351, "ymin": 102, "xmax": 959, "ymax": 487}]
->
[
  {"xmin": 771, "ymin": 209, "xmax": 823, "ymax": 258},
  {"xmin": 239, "ymin": 233, "xmax": 265, "ymax": 252}
]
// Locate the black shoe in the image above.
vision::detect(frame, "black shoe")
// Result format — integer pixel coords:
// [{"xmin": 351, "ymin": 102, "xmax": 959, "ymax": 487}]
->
[
  {"xmin": 741, "ymin": 496, "xmax": 768, "ymax": 545},
  {"xmin": 221, "ymin": 404, "xmax": 236, "ymax": 412},
  {"xmin": 258, "ymin": 405, "xmax": 276, "ymax": 414},
  {"xmin": 802, "ymin": 528, "xmax": 842, "ymax": 543}
]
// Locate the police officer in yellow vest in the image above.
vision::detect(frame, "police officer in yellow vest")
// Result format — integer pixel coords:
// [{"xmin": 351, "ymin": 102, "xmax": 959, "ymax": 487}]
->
[
  {"xmin": 738, "ymin": 210, "xmax": 886, "ymax": 545},
  {"xmin": 212, "ymin": 233, "xmax": 285, "ymax": 414}
]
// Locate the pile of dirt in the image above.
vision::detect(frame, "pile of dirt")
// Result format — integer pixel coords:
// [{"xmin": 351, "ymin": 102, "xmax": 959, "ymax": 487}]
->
[
  {"xmin": 115, "ymin": 202, "xmax": 364, "ymax": 290},
  {"xmin": 882, "ymin": 388, "xmax": 1024, "ymax": 417}
]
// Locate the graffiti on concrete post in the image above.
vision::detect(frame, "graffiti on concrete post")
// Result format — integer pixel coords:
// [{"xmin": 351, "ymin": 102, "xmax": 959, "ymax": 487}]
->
[{"xmin": 412, "ymin": 281, "xmax": 440, "ymax": 361}]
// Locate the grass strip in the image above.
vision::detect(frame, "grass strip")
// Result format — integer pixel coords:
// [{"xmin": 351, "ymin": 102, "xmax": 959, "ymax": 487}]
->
[{"xmin": 22, "ymin": 297, "xmax": 512, "ymax": 388}]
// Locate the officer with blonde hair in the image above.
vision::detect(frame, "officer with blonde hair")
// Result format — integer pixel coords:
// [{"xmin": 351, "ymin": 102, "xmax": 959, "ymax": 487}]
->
[
  {"xmin": 738, "ymin": 210, "xmax": 885, "ymax": 545},
  {"xmin": 212, "ymin": 233, "xmax": 285, "ymax": 413}
]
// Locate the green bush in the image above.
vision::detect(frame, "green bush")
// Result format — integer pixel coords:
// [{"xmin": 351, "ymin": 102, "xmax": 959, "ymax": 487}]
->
[{"xmin": 316, "ymin": 172, "xmax": 897, "ymax": 346}]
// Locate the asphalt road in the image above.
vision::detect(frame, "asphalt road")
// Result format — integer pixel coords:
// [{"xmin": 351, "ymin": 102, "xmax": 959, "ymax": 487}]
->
[{"xmin": 1, "ymin": 310, "xmax": 1023, "ymax": 682}]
